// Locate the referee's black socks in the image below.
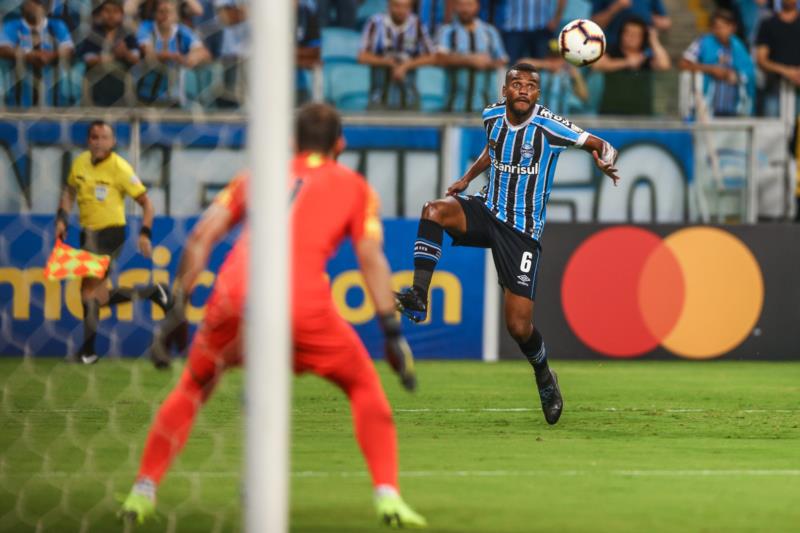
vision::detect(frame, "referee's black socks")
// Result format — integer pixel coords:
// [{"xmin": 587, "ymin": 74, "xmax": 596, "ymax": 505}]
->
[
  {"xmin": 80, "ymin": 299, "xmax": 100, "ymax": 356},
  {"xmin": 107, "ymin": 286, "xmax": 159, "ymax": 306},
  {"xmin": 519, "ymin": 328, "xmax": 551, "ymax": 387},
  {"xmin": 412, "ymin": 219, "xmax": 443, "ymax": 299}
]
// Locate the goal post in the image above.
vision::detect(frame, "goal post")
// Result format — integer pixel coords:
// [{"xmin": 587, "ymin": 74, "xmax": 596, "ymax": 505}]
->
[{"xmin": 246, "ymin": 1, "xmax": 293, "ymax": 532}]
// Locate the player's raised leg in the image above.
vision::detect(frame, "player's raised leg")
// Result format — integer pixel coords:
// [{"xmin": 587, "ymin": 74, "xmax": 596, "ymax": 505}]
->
[
  {"xmin": 504, "ymin": 291, "xmax": 562, "ymax": 425},
  {"xmin": 396, "ymin": 197, "xmax": 467, "ymax": 323}
]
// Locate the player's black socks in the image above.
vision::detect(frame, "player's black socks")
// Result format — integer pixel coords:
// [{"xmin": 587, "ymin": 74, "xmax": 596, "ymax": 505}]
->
[
  {"xmin": 108, "ymin": 288, "xmax": 133, "ymax": 305},
  {"xmin": 80, "ymin": 299, "xmax": 100, "ymax": 355},
  {"xmin": 108, "ymin": 286, "xmax": 158, "ymax": 306},
  {"xmin": 519, "ymin": 328, "xmax": 551, "ymax": 387},
  {"xmin": 412, "ymin": 219, "xmax": 443, "ymax": 298}
]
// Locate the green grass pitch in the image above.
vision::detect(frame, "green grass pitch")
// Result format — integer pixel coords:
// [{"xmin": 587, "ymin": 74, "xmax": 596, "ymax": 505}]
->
[{"xmin": 1, "ymin": 358, "xmax": 799, "ymax": 532}]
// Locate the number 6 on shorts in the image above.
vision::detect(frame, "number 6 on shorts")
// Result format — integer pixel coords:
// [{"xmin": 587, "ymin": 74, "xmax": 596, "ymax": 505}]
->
[{"xmin": 520, "ymin": 251, "xmax": 533, "ymax": 273}]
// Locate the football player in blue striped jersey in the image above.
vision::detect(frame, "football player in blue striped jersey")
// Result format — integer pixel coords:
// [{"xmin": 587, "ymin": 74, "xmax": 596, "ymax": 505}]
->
[{"xmin": 397, "ymin": 62, "xmax": 620, "ymax": 425}]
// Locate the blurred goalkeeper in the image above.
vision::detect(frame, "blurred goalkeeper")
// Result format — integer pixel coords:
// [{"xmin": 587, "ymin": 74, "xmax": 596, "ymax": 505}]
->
[
  {"xmin": 120, "ymin": 103, "xmax": 426, "ymax": 528},
  {"xmin": 57, "ymin": 120, "xmax": 170, "ymax": 365}
]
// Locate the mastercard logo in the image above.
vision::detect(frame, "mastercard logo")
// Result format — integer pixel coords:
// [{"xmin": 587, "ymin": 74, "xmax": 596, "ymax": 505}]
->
[{"xmin": 561, "ymin": 227, "xmax": 764, "ymax": 359}]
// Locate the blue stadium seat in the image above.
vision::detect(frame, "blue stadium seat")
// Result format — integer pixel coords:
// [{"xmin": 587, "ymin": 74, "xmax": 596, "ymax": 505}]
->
[
  {"xmin": 327, "ymin": 63, "xmax": 369, "ymax": 111},
  {"xmin": 416, "ymin": 66, "xmax": 446, "ymax": 112},
  {"xmin": 321, "ymin": 28, "xmax": 362, "ymax": 64}
]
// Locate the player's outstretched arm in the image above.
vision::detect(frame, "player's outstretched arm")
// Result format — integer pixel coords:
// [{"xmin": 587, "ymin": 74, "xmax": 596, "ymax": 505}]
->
[
  {"xmin": 582, "ymin": 135, "xmax": 620, "ymax": 185},
  {"xmin": 175, "ymin": 205, "xmax": 233, "ymax": 297},
  {"xmin": 447, "ymin": 144, "xmax": 491, "ymax": 196},
  {"xmin": 355, "ymin": 237, "xmax": 417, "ymax": 391}
]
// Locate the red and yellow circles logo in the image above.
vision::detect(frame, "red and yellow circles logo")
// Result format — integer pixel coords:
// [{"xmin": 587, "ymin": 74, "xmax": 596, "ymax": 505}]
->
[{"xmin": 561, "ymin": 227, "xmax": 764, "ymax": 359}]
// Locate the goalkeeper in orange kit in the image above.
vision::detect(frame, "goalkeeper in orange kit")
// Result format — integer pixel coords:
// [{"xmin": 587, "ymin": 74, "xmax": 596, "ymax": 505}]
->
[{"xmin": 120, "ymin": 103, "xmax": 427, "ymax": 528}]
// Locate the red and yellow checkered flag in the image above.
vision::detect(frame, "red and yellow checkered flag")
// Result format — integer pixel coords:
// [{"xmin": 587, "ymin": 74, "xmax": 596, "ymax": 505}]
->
[{"xmin": 44, "ymin": 240, "xmax": 111, "ymax": 281}]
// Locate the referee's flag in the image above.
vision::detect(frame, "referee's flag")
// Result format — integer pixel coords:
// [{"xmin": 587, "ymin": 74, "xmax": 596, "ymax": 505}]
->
[{"xmin": 44, "ymin": 240, "xmax": 110, "ymax": 281}]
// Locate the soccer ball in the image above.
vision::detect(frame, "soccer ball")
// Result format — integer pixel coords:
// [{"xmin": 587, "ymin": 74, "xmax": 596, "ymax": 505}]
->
[{"xmin": 558, "ymin": 19, "xmax": 606, "ymax": 67}]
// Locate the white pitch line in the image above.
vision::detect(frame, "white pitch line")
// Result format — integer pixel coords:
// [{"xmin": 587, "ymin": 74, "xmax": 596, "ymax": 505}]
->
[
  {"xmin": 6, "ymin": 408, "xmax": 107, "ymax": 414},
  {"xmin": 6, "ymin": 469, "xmax": 800, "ymax": 480},
  {"xmin": 393, "ymin": 407, "xmax": 798, "ymax": 414}
]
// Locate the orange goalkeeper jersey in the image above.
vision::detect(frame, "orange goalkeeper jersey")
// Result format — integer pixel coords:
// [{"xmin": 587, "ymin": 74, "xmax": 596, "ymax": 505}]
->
[{"xmin": 211, "ymin": 153, "xmax": 383, "ymax": 316}]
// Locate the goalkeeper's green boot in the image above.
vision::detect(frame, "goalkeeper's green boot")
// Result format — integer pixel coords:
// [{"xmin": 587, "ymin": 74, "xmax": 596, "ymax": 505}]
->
[
  {"xmin": 375, "ymin": 493, "xmax": 427, "ymax": 529},
  {"xmin": 119, "ymin": 488, "xmax": 156, "ymax": 525}
]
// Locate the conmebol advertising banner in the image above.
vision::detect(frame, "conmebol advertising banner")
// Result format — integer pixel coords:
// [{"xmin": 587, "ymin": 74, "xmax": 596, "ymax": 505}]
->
[{"xmin": 0, "ymin": 216, "xmax": 484, "ymax": 359}]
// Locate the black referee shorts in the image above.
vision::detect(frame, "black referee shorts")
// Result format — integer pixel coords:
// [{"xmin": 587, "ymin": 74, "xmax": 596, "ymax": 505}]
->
[
  {"xmin": 447, "ymin": 195, "xmax": 541, "ymax": 300},
  {"xmin": 80, "ymin": 226, "xmax": 126, "ymax": 278}
]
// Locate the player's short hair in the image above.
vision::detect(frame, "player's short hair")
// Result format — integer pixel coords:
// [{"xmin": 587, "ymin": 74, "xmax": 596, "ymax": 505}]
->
[
  {"xmin": 87, "ymin": 120, "xmax": 113, "ymax": 138},
  {"xmin": 506, "ymin": 62, "xmax": 539, "ymax": 83},
  {"xmin": 710, "ymin": 8, "xmax": 737, "ymax": 25},
  {"xmin": 296, "ymin": 103, "xmax": 343, "ymax": 153}
]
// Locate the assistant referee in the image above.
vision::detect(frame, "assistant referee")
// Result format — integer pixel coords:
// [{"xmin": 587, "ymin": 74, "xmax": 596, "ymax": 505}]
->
[{"xmin": 56, "ymin": 120, "xmax": 170, "ymax": 364}]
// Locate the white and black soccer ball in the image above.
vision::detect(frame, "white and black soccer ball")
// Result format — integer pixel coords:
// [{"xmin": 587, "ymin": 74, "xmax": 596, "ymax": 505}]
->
[{"xmin": 558, "ymin": 19, "xmax": 606, "ymax": 67}]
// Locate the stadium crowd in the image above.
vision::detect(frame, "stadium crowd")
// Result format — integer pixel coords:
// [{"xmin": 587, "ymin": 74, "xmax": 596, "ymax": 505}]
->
[{"xmin": 0, "ymin": 0, "xmax": 798, "ymax": 117}]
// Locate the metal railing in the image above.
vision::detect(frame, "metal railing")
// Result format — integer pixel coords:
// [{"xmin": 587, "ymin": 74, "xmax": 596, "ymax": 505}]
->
[{"xmin": 0, "ymin": 55, "xmax": 249, "ymax": 110}]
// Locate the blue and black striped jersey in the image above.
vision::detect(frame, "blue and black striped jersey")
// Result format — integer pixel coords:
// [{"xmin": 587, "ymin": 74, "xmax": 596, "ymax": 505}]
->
[{"xmin": 479, "ymin": 101, "xmax": 589, "ymax": 241}]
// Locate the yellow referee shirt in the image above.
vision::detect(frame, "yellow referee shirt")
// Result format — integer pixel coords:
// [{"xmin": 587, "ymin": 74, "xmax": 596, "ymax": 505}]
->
[{"xmin": 67, "ymin": 151, "xmax": 146, "ymax": 231}]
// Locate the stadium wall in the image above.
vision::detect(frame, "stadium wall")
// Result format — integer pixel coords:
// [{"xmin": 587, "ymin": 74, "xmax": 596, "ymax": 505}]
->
[{"xmin": 1, "ymin": 113, "xmax": 791, "ymax": 222}]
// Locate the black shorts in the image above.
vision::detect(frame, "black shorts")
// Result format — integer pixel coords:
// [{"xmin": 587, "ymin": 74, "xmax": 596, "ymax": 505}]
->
[
  {"xmin": 448, "ymin": 195, "xmax": 541, "ymax": 300},
  {"xmin": 80, "ymin": 225, "xmax": 126, "ymax": 261}
]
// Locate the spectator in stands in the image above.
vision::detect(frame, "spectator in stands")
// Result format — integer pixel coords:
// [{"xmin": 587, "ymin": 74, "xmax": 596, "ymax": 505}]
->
[
  {"xmin": 593, "ymin": 17, "xmax": 669, "ymax": 72},
  {"xmin": 187, "ymin": 0, "xmax": 222, "ymax": 58},
  {"xmin": 480, "ymin": 0, "xmax": 506, "ymax": 26},
  {"xmin": 0, "ymin": 0, "xmax": 74, "ymax": 107},
  {"xmin": 79, "ymin": 0, "xmax": 141, "ymax": 106},
  {"xmin": 215, "ymin": 0, "xmax": 247, "ymax": 58},
  {"xmin": 213, "ymin": 0, "xmax": 248, "ymax": 107},
  {"xmin": 296, "ymin": 0, "xmax": 321, "ymax": 104},
  {"xmin": 436, "ymin": 0, "xmax": 507, "ymax": 112},
  {"xmin": 125, "ymin": 0, "xmax": 204, "ymax": 22},
  {"xmin": 49, "ymin": 0, "xmax": 83, "ymax": 39},
  {"xmin": 592, "ymin": 17, "xmax": 669, "ymax": 115},
  {"xmin": 136, "ymin": 0, "xmax": 210, "ymax": 105},
  {"xmin": 679, "ymin": 9, "xmax": 755, "ymax": 117},
  {"xmin": 501, "ymin": 0, "xmax": 565, "ymax": 64},
  {"xmin": 591, "ymin": 0, "xmax": 671, "ymax": 48},
  {"xmin": 358, "ymin": 0, "xmax": 435, "ymax": 110},
  {"xmin": 418, "ymin": 0, "xmax": 457, "ymax": 34},
  {"xmin": 755, "ymin": 0, "xmax": 800, "ymax": 117}
]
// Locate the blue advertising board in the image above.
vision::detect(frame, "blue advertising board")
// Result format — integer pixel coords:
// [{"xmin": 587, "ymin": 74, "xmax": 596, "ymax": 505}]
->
[{"xmin": 0, "ymin": 216, "xmax": 484, "ymax": 359}]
